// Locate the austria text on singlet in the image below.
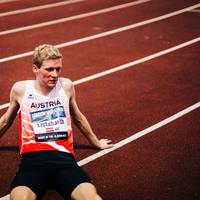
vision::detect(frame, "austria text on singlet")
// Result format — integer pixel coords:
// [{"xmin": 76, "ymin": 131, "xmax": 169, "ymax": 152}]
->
[{"xmin": 18, "ymin": 80, "xmax": 74, "ymax": 155}]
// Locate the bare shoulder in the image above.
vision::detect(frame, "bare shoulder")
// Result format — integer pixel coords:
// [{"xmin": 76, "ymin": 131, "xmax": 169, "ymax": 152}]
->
[
  {"xmin": 11, "ymin": 81, "xmax": 26, "ymax": 103},
  {"xmin": 59, "ymin": 78, "xmax": 74, "ymax": 91},
  {"xmin": 12, "ymin": 81, "xmax": 26, "ymax": 94}
]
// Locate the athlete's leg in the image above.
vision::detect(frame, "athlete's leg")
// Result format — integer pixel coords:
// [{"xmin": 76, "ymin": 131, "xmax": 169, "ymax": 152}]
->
[
  {"xmin": 71, "ymin": 182, "xmax": 103, "ymax": 200},
  {"xmin": 54, "ymin": 164, "xmax": 100, "ymax": 200},
  {"xmin": 11, "ymin": 170, "xmax": 47, "ymax": 200},
  {"xmin": 10, "ymin": 186, "xmax": 36, "ymax": 200}
]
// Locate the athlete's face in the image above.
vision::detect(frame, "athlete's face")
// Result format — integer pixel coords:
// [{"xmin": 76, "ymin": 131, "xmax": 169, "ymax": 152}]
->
[{"xmin": 33, "ymin": 58, "xmax": 62, "ymax": 88}]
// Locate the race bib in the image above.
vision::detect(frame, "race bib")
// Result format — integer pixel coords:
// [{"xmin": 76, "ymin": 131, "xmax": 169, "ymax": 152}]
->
[{"xmin": 30, "ymin": 106, "xmax": 69, "ymax": 142}]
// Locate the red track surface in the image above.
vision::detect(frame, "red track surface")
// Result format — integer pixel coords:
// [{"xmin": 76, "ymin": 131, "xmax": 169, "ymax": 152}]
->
[{"xmin": 0, "ymin": 0, "xmax": 200, "ymax": 199}]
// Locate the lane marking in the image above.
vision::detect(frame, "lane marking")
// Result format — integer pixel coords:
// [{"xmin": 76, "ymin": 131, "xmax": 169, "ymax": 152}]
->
[
  {"xmin": 0, "ymin": 3, "xmax": 199, "ymax": 63},
  {"xmin": 78, "ymin": 102, "xmax": 200, "ymax": 166},
  {"xmin": 73, "ymin": 37, "xmax": 200, "ymax": 84},
  {"xmin": 0, "ymin": 0, "xmax": 85, "ymax": 17},
  {"xmin": 189, "ymin": 9, "xmax": 200, "ymax": 13},
  {"xmin": 1, "ymin": 37, "xmax": 199, "ymax": 110},
  {"xmin": 0, "ymin": 0, "xmax": 21, "ymax": 3},
  {"xmin": 0, "ymin": 103, "xmax": 9, "ymax": 110},
  {"xmin": 0, "ymin": 0, "xmax": 151, "ymax": 35}
]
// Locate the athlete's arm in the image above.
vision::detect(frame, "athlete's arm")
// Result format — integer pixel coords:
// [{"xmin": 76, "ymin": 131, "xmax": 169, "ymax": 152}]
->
[
  {"xmin": 0, "ymin": 82, "xmax": 22, "ymax": 138},
  {"xmin": 62, "ymin": 79, "xmax": 113, "ymax": 149}
]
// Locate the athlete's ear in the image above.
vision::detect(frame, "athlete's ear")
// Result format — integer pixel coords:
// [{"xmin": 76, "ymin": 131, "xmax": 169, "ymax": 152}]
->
[{"xmin": 32, "ymin": 64, "xmax": 39, "ymax": 73}]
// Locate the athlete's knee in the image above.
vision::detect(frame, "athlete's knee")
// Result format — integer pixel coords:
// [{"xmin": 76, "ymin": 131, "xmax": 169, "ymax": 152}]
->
[
  {"xmin": 10, "ymin": 186, "xmax": 36, "ymax": 200},
  {"xmin": 71, "ymin": 183, "xmax": 103, "ymax": 200}
]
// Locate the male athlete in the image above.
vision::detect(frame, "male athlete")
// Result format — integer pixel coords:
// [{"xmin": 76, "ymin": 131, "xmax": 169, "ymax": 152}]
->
[{"xmin": 0, "ymin": 44, "xmax": 113, "ymax": 200}]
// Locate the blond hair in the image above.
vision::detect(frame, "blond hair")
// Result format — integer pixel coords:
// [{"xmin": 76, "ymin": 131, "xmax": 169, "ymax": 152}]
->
[{"xmin": 33, "ymin": 44, "xmax": 62, "ymax": 68}]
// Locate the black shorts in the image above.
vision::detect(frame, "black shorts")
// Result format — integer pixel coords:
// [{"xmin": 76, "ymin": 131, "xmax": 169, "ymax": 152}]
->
[{"xmin": 11, "ymin": 151, "xmax": 91, "ymax": 200}]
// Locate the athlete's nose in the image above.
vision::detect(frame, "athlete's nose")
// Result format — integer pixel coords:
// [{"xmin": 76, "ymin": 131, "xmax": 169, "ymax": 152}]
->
[{"xmin": 51, "ymin": 69, "xmax": 58, "ymax": 78}]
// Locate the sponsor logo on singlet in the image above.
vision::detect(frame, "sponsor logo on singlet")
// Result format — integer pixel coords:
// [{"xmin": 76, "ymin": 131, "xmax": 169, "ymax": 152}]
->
[
  {"xmin": 31, "ymin": 106, "xmax": 66, "ymax": 123},
  {"xmin": 28, "ymin": 93, "xmax": 34, "ymax": 99}
]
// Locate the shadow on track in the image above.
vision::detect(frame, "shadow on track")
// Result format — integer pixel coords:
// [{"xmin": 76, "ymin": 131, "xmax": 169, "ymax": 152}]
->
[
  {"xmin": 0, "ymin": 146, "xmax": 19, "ymax": 152},
  {"xmin": 0, "ymin": 144, "xmax": 97, "ymax": 152}
]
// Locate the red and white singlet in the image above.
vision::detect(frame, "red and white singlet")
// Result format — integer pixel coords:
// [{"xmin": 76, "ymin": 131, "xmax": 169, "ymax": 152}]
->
[{"xmin": 18, "ymin": 80, "xmax": 74, "ymax": 155}]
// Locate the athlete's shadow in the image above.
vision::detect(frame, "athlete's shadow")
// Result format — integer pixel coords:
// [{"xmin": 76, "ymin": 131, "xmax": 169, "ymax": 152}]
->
[
  {"xmin": 0, "ymin": 144, "xmax": 96, "ymax": 152},
  {"xmin": 74, "ymin": 143, "xmax": 96, "ymax": 150},
  {"xmin": 0, "ymin": 146, "xmax": 19, "ymax": 152}
]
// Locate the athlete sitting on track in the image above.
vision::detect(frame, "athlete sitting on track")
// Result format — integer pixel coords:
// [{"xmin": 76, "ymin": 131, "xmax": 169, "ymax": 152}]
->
[{"xmin": 0, "ymin": 44, "xmax": 113, "ymax": 200}]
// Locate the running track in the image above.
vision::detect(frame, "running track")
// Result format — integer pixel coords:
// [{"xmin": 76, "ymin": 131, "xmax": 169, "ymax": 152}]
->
[{"xmin": 0, "ymin": 0, "xmax": 199, "ymax": 199}]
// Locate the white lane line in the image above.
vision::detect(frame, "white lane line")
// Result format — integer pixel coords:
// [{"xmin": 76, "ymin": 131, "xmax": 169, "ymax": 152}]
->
[
  {"xmin": 189, "ymin": 9, "xmax": 200, "ymax": 13},
  {"xmin": 73, "ymin": 37, "xmax": 200, "ymax": 85},
  {"xmin": 0, "ymin": 0, "xmax": 20, "ymax": 3},
  {"xmin": 0, "ymin": 3, "xmax": 199, "ymax": 63},
  {"xmin": 1, "ymin": 37, "xmax": 199, "ymax": 110},
  {"xmin": 78, "ymin": 101, "xmax": 200, "ymax": 166},
  {"xmin": 0, "ymin": 103, "xmax": 9, "ymax": 110},
  {"xmin": 0, "ymin": 0, "xmax": 85, "ymax": 17},
  {"xmin": 0, "ymin": 0, "xmax": 151, "ymax": 35}
]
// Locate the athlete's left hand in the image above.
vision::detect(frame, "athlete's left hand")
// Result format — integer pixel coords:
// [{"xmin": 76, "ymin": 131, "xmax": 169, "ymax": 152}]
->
[{"xmin": 98, "ymin": 138, "xmax": 114, "ymax": 149}]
